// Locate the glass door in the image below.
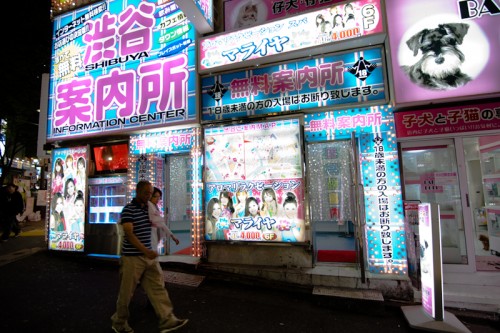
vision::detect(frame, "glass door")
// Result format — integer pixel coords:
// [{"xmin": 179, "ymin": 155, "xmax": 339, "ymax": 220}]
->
[
  {"xmin": 400, "ymin": 140, "xmax": 468, "ymax": 265},
  {"xmin": 464, "ymin": 135, "xmax": 500, "ymax": 271},
  {"xmin": 307, "ymin": 140, "xmax": 357, "ymax": 263},
  {"xmin": 165, "ymin": 154, "xmax": 193, "ymax": 256}
]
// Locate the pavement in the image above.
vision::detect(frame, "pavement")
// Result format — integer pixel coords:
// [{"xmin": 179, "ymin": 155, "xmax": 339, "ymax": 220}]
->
[{"xmin": 0, "ymin": 220, "xmax": 498, "ymax": 333}]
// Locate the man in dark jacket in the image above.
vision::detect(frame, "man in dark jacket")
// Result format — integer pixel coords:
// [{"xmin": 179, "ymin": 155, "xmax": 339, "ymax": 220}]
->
[{"xmin": 0, "ymin": 183, "xmax": 24, "ymax": 242}]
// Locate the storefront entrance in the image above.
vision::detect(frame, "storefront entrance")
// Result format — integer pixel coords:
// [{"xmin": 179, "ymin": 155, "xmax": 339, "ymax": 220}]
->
[
  {"xmin": 158, "ymin": 153, "xmax": 193, "ymax": 256},
  {"xmin": 307, "ymin": 140, "xmax": 358, "ymax": 263},
  {"xmin": 400, "ymin": 135, "xmax": 500, "ymax": 272}
]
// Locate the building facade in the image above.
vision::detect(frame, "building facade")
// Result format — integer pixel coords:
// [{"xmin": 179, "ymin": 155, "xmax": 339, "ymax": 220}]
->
[{"xmin": 44, "ymin": 0, "xmax": 499, "ymax": 313}]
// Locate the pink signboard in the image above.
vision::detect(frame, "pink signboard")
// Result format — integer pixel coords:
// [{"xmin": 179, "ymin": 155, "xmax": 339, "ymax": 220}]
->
[
  {"xmin": 200, "ymin": 0, "xmax": 383, "ymax": 72},
  {"xmin": 386, "ymin": 0, "xmax": 500, "ymax": 105},
  {"xmin": 418, "ymin": 203, "xmax": 437, "ymax": 319},
  {"xmin": 224, "ymin": 0, "xmax": 345, "ymax": 30},
  {"xmin": 394, "ymin": 101, "xmax": 500, "ymax": 138}
]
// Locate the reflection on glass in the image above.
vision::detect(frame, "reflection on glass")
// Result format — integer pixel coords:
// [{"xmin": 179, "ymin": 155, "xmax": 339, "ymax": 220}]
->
[
  {"xmin": 401, "ymin": 142, "xmax": 467, "ymax": 264},
  {"xmin": 466, "ymin": 135, "xmax": 500, "ymax": 270}
]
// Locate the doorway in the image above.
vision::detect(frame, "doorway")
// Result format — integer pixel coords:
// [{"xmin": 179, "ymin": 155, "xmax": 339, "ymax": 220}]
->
[
  {"xmin": 162, "ymin": 153, "xmax": 193, "ymax": 256},
  {"xmin": 400, "ymin": 135, "xmax": 500, "ymax": 273},
  {"xmin": 307, "ymin": 140, "xmax": 357, "ymax": 263},
  {"xmin": 400, "ymin": 139, "xmax": 467, "ymax": 265}
]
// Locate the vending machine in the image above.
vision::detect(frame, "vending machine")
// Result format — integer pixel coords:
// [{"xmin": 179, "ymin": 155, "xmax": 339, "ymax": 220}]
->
[{"xmin": 85, "ymin": 142, "xmax": 129, "ymax": 257}]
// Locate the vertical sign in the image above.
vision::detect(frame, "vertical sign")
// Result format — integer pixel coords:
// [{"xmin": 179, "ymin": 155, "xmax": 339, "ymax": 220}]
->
[{"xmin": 418, "ymin": 203, "xmax": 444, "ymax": 320}]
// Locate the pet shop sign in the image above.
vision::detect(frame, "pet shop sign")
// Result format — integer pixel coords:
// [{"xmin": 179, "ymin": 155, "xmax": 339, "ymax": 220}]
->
[
  {"xmin": 394, "ymin": 101, "xmax": 500, "ymax": 138},
  {"xmin": 199, "ymin": 0, "xmax": 383, "ymax": 73},
  {"xmin": 47, "ymin": 0, "xmax": 197, "ymax": 141},
  {"xmin": 201, "ymin": 47, "xmax": 386, "ymax": 121},
  {"xmin": 386, "ymin": 0, "xmax": 500, "ymax": 105}
]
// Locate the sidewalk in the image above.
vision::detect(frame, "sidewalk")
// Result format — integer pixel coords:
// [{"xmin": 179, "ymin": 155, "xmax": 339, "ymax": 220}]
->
[
  {"xmin": 0, "ymin": 218, "xmax": 46, "ymax": 266},
  {"xmin": 0, "ymin": 220, "xmax": 498, "ymax": 333}
]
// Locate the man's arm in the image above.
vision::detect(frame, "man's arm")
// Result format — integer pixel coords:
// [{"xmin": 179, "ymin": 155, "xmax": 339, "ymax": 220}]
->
[{"xmin": 122, "ymin": 222, "xmax": 158, "ymax": 259}]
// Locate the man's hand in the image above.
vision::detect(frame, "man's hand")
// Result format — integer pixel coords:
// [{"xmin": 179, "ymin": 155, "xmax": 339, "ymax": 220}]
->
[
  {"xmin": 172, "ymin": 235, "xmax": 180, "ymax": 245},
  {"xmin": 145, "ymin": 249, "xmax": 158, "ymax": 259}
]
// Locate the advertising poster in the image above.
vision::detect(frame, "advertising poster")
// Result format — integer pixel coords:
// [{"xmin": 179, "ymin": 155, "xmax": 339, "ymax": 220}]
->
[
  {"xmin": 200, "ymin": 0, "xmax": 383, "ymax": 72},
  {"xmin": 416, "ymin": 203, "xmax": 446, "ymax": 322},
  {"xmin": 204, "ymin": 119, "xmax": 306, "ymax": 243},
  {"xmin": 202, "ymin": 47, "xmax": 386, "ymax": 121},
  {"xmin": 48, "ymin": 0, "xmax": 197, "ymax": 141},
  {"xmin": 418, "ymin": 203, "xmax": 438, "ymax": 319},
  {"xmin": 49, "ymin": 147, "xmax": 88, "ymax": 252},
  {"xmin": 386, "ymin": 0, "xmax": 500, "ymax": 105},
  {"xmin": 224, "ymin": 0, "xmax": 343, "ymax": 30}
]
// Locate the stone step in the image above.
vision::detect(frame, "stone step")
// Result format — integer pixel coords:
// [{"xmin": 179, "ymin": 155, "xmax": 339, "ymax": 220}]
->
[{"xmin": 312, "ymin": 286, "xmax": 384, "ymax": 301}]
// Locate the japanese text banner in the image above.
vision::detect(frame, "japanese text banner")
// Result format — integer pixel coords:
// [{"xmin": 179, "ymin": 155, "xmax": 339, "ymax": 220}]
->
[{"xmin": 202, "ymin": 47, "xmax": 386, "ymax": 121}]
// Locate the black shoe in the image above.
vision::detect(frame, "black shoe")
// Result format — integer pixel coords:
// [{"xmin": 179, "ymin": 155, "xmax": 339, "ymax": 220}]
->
[
  {"xmin": 111, "ymin": 325, "xmax": 134, "ymax": 333},
  {"xmin": 160, "ymin": 318, "xmax": 188, "ymax": 332}
]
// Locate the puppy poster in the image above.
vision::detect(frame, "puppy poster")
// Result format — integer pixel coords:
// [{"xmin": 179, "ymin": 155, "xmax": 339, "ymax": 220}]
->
[{"xmin": 386, "ymin": 0, "xmax": 500, "ymax": 104}]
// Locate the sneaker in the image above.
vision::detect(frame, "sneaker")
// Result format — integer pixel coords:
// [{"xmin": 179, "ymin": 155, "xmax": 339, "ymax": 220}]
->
[
  {"xmin": 14, "ymin": 232, "xmax": 21, "ymax": 238},
  {"xmin": 160, "ymin": 318, "xmax": 188, "ymax": 332},
  {"xmin": 0, "ymin": 239, "xmax": 8, "ymax": 243},
  {"xmin": 111, "ymin": 325, "xmax": 134, "ymax": 333}
]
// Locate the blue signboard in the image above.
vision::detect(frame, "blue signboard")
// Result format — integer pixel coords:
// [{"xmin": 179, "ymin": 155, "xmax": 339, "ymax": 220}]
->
[
  {"xmin": 201, "ymin": 47, "xmax": 387, "ymax": 121},
  {"xmin": 304, "ymin": 105, "xmax": 408, "ymax": 276}
]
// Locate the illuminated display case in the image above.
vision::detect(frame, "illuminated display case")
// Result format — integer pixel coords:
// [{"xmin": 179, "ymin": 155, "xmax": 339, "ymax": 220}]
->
[
  {"xmin": 86, "ymin": 175, "xmax": 127, "ymax": 257},
  {"xmin": 88, "ymin": 176, "xmax": 127, "ymax": 224}
]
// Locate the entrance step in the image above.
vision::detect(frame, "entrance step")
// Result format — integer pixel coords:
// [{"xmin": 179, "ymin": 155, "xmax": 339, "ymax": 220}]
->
[
  {"xmin": 163, "ymin": 271, "xmax": 205, "ymax": 287},
  {"xmin": 313, "ymin": 286, "xmax": 384, "ymax": 301}
]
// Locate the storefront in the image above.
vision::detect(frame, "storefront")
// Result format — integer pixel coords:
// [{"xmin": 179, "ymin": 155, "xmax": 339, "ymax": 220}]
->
[
  {"xmin": 43, "ymin": 0, "xmax": 499, "ymax": 311},
  {"xmin": 127, "ymin": 127, "xmax": 203, "ymax": 257},
  {"xmin": 394, "ymin": 101, "xmax": 500, "ymax": 308},
  {"xmin": 199, "ymin": 0, "xmax": 412, "ymax": 298},
  {"xmin": 386, "ymin": 0, "xmax": 500, "ymax": 310},
  {"xmin": 46, "ymin": 0, "xmax": 201, "ymax": 258}
]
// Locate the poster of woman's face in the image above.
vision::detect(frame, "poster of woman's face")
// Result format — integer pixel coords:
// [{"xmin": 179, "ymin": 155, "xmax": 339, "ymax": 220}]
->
[{"xmin": 49, "ymin": 146, "xmax": 88, "ymax": 253}]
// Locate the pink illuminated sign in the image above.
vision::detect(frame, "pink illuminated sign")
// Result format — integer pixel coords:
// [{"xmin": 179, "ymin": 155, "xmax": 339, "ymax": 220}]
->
[
  {"xmin": 199, "ymin": 0, "xmax": 383, "ymax": 72},
  {"xmin": 394, "ymin": 101, "xmax": 500, "ymax": 138}
]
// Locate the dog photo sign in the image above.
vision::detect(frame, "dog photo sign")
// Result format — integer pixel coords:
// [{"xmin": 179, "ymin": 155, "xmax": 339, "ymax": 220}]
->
[{"xmin": 386, "ymin": 0, "xmax": 500, "ymax": 105}]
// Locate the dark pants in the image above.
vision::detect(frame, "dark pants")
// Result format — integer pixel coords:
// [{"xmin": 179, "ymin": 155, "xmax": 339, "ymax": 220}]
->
[{"xmin": 1, "ymin": 215, "xmax": 21, "ymax": 240}]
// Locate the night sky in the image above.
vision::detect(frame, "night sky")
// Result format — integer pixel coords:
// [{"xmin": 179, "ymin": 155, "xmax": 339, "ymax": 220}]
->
[
  {"xmin": 6, "ymin": 0, "xmax": 52, "ymax": 117},
  {"xmin": 4, "ymin": 1, "xmax": 52, "ymax": 156}
]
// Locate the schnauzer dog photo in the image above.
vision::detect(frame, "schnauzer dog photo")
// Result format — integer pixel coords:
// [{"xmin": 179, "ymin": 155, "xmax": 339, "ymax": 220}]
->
[{"xmin": 401, "ymin": 23, "xmax": 471, "ymax": 90}]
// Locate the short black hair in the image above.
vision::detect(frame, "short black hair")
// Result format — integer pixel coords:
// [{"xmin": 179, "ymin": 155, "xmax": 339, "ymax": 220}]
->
[{"xmin": 153, "ymin": 187, "xmax": 162, "ymax": 197}]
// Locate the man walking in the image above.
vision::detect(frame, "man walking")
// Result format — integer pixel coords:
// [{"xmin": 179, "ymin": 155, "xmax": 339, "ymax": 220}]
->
[
  {"xmin": 0, "ymin": 183, "xmax": 24, "ymax": 242},
  {"xmin": 111, "ymin": 180, "xmax": 188, "ymax": 333}
]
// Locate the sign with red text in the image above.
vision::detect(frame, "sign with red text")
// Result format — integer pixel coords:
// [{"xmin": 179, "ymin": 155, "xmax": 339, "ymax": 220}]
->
[
  {"xmin": 394, "ymin": 101, "xmax": 500, "ymax": 138},
  {"xmin": 202, "ymin": 47, "xmax": 386, "ymax": 121}
]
